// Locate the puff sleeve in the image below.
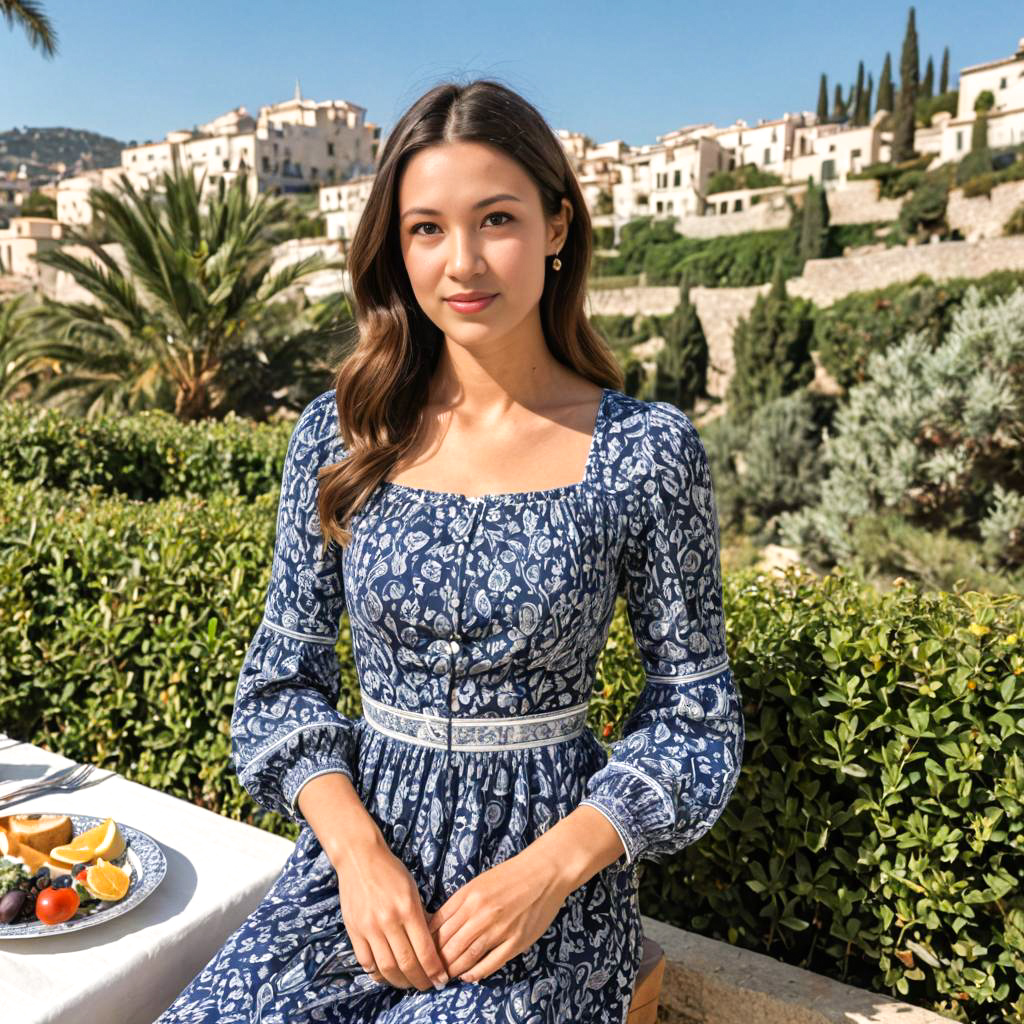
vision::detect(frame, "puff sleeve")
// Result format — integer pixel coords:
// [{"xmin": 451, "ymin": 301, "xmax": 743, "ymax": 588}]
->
[
  {"xmin": 230, "ymin": 390, "xmax": 357, "ymax": 827},
  {"xmin": 579, "ymin": 401, "xmax": 745, "ymax": 866}
]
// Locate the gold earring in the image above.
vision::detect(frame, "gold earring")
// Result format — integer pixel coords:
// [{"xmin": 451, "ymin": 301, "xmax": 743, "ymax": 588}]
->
[{"xmin": 552, "ymin": 252, "xmax": 562, "ymax": 271}]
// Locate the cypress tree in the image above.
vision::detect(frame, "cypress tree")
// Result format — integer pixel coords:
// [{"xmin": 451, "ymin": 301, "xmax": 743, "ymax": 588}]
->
[
  {"xmin": 799, "ymin": 178, "xmax": 830, "ymax": 266},
  {"xmin": 726, "ymin": 257, "xmax": 815, "ymax": 421},
  {"xmin": 853, "ymin": 61, "xmax": 866, "ymax": 124},
  {"xmin": 877, "ymin": 52, "xmax": 894, "ymax": 113},
  {"xmin": 847, "ymin": 61, "xmax": 864, "ymax": 124},
  {"xmin": 864, "ymin": 72, "xmax": 874, "ymax": 123},
  {"xmin": 654, "ymin": 277, "xmax": 709, "ymax": 410},
  {"xmin": 922, "ymin": 55, "xmax": 934, "ymax": 99},
  {"xmin": 817, "ymin": 73, "xmax": 829, "ymax": 120},
  {"xmin": 833, "ymin": 82, "xmax": 846, "ymax": 121},
  {"xmin": 891, "ymin": 6, "xmax": 919, "ymax": 163},
  {"xmin": 940, "ymin": 46, "xmax": 950, "ymax": 93}
]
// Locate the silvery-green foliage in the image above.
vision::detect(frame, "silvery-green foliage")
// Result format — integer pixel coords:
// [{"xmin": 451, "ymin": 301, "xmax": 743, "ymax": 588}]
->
[
  {"xmin": 779, "ymin": 284, "xmax": 1024, "ymax": 568},
  {"xmin": 980, "ymin": 483, "xmax": 1024, "ymax": 565}
]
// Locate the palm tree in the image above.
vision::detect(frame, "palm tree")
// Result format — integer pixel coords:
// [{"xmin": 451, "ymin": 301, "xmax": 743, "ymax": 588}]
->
[
  {"xmin": 32, "ymin": 155, "xmax": 352, "ymax": 421},
  {"xmin": 0, "ymin": 292, "xmax": 85, "ymax": 402},
  {"xmin": 0, "ymin": 0, "xmax": 58, "ymax": 57}
]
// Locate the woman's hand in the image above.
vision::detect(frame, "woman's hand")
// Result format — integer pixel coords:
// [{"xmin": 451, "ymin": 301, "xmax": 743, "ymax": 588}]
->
[
  {"xmin": 425, "ymin": 850, "xmax": 572, "ymax": 983},
  {"xmin": 336, "ymin": 838, "xmax": 449, "ymax": 992}
]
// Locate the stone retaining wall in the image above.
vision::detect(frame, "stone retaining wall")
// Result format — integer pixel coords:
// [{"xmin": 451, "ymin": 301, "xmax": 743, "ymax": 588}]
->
[{"xmin": 641, "ymin": 914, "xmax": 951, "ymax": 1024}]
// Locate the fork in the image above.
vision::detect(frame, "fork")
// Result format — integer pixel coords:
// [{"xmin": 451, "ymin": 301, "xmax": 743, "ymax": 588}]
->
[{"xmin": 0, "ymin": 763, "xmax": 98, "ymax": 809}]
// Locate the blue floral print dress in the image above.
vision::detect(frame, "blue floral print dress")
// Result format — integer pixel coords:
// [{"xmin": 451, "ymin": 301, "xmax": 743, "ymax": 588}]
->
[{"xmin": 155, "ymin": 386, "xmax": 745, "ymax": 1024}]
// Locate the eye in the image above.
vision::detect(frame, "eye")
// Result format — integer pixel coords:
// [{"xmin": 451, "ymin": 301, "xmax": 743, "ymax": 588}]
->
[{"xmin": 408, "ymin": 211, "xmax": 514, "ymax": 236}]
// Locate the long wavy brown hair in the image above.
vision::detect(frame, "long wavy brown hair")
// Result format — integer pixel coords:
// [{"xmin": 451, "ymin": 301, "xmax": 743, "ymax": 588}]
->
[{"xmin": 317, "ymin": 77, "xmax": 624, "ymax": 554}]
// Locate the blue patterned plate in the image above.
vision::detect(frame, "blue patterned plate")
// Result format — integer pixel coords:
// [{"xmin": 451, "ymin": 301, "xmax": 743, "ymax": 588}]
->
[{"xmin": 0, "ymin": 812, "xmax": 166, "ymax": 939}]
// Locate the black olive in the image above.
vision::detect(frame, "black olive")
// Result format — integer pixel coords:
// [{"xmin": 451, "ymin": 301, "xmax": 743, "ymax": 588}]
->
[
  {"xmin": 51, "ymin": 875, "xmax": 74, "ymax": 889},
  {"xmin": 0, "ymin": 890, "xmax": 26, "ymax": 924}
]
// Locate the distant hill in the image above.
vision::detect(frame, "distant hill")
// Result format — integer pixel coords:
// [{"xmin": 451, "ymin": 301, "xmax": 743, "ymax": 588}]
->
[{"xmin": 0, "ymin": 126, "xmax": 127, "ymax": 178}]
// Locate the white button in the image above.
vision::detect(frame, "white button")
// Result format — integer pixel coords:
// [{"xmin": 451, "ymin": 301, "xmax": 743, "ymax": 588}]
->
[{"xmin": 448, "ymin": 639, "xmax": 460, "ymax": 654}]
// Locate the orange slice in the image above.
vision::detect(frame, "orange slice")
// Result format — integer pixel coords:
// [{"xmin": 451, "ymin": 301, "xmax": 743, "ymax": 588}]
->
[
  {"xmin": 83, "ymin": 857, "xmax": 131, "ymax": 901},
  {"xmin": 50, "ymin": 817, "xmax": 125, "ymax": 864}
]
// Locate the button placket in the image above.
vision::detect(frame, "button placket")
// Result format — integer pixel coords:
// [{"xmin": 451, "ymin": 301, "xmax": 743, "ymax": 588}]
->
[{"xmin": 434, "ymin": 504, "xmax": 485, "ymax": 899}]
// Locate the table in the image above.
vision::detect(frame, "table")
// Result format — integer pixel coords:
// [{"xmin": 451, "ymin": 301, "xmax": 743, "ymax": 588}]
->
[{"xmin": 0, "ymin": 733, "xmax": 296, "ymax": 1024}]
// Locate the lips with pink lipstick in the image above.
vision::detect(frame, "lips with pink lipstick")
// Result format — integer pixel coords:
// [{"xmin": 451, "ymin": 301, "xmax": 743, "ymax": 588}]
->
[{"xmin": 445, "ymin": 290, "xmax": 498, "ymax": 314}]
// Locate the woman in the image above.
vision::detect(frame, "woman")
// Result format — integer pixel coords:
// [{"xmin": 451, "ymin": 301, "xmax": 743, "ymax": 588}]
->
[{"xmin": 156, "ymin": 77, "xmax": 744, "ymax": 1023}]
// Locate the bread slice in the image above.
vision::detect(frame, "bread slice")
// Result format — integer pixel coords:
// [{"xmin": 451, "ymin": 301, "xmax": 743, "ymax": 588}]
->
[{"xmin": 1, "ymin": 814, "xmax": 73, "ymax": 853}]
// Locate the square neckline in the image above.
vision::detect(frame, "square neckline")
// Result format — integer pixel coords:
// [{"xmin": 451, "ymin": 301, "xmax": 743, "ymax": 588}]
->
[{"xmin": 376, "ymin": 387, "xmax": 614, "ymax": 506}]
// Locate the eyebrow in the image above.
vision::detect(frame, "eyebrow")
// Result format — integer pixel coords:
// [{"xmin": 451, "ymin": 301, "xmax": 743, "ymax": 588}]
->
[{"xmin": 400, "ymin": 193, "xmax": 523, "ymax": 221}]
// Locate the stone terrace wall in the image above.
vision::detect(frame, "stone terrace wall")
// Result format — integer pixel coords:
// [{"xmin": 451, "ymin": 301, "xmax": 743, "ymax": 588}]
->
[
  {"xmin": 948, "ymin": 178, "xmax": 1024, "ymax": 240},
  {"xmin": 589, "ymin": 235, "xmax": 1024, "ymax": 400},
  {"xmin": 674, "ymin": 178, "xmax": 902, "ymax": 240}
]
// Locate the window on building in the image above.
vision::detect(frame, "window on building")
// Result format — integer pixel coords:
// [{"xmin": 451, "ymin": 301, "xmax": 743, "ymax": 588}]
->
[
  {"xmin": 223, "ymin": 159, "xmax": 229, "ymax": 170},
  {"xmin": 673, "ymin": 169, "xmax": 681, "ymax": 186},
  {"xmin": 720, "ymin": 200, "xmax": 727, "ymax": 213},
  {"xmin": 327, "ymin": 142, "xmax": 335, "ymax": 156},
  {"xmin": 1000, "ymin": 77, "xmax": 1007, "ymax": 89},
  {"xmin": 733, "ymin": 198, "xmax": 742, "ymax": 211},
  {"xmin": 764, "ymin": 147, "xmax": 770, "ymax": 164},
  {"xmin": 262, "ymin": 155, "xmax": 270, "ymax": 171},
  {"xmin": 957, "ymin": 130, "xmax": 963, "ymax": 151},
  {"xmin": 852, "ymin": 148, "xmax": 861, "ymax": 158},
  {"xmin": 656, "ymin": 200, "xmax": 663, "ymax": 212}
]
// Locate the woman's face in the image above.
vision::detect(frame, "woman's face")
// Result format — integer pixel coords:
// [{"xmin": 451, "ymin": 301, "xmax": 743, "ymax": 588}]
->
[{"xmin": 396, "ymin": 140, "xmax": 570, "ymax": 347}]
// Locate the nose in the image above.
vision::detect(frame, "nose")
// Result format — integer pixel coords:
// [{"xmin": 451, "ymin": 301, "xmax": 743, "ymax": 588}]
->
[{"xmin": 445, "ymin": 226, "xmax": 484, "ymax": 279}]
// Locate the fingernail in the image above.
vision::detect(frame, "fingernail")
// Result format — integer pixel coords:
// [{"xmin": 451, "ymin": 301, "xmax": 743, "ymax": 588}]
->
[{"xmin": 433, "ymin": 973, "xmax": 448, "ymax": 989}]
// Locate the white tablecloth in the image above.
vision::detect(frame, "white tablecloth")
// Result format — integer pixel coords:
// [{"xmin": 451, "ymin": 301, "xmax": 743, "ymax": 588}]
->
[{"xmin": 0, "ymin": 733, "xmax": 296, "ymax": 1024}]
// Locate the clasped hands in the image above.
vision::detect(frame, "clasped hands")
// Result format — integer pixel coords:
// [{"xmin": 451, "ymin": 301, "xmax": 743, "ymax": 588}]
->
[
  {"xmin": 341, "ymin": 840, "xmax": 573, "ymax": 992},
  {"xmin": 426, "ymin": 849, "xmax": 571, "ymax": 984}
]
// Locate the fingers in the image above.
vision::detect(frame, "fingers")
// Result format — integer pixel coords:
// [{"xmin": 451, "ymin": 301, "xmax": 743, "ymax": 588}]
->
[
  {"xmin": 457, "ymin": 936, "xmax": 518, "ymax": 984},
  {"xmin": 406, "ymin": 911, "xmax": 450, "ymax": 990},
  {"xmin": 441, "ymin": 921, "xmax": 498, "ymax": 980},
  {"xmin": 376, "ymin": 923, "xmax": 436, "ymax": 991}
]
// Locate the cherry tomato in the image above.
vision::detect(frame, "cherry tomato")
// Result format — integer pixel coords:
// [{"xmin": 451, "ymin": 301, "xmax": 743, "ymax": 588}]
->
[
  {"xmin": 35, "ymin": 885, "xmax": 80, "ymax": 925},
  {"xmin": 76, "ymin": 870, "xmax": 89, "ymax": 883}
]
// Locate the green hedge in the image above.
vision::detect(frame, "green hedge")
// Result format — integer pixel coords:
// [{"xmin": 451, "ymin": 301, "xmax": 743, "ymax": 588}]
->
[
  {"xmin": 2, "ymin": 403, "xmax": 1023, "ymax": 1019},
  {"xmin": 0, "ymin": 401, "xmax": 291, "ymax": 500}
]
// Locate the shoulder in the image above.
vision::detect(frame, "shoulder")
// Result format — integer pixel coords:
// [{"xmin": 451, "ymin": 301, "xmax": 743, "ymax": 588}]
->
[
  {"xmin": 287, "ymin": 389, "xmax": 347, "ymax": 466},
  {"xmin": 602, "ymin": 390, "xmax": 705, "ymax": 494}
]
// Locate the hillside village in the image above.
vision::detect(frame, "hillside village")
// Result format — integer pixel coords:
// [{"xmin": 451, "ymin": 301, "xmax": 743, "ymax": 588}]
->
[
  {"xmin": 4, "ymin": 33, "xmax": 1024, "ymax": 286},
  {"xmin": 2, "ymin": 17, "xmax": 1023, "ymax": 595}
]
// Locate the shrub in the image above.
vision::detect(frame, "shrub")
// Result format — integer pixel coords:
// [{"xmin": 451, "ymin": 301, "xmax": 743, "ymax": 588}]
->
[
  {"xmin": 813, "ymin": 269, "xmax": 1024, "ymax": 391},
  {"xmin": 779, "ymin": 286, "xmax": 1024, "ymax": 585},
  {"xmin": 0, "ymin": 399, "xmax": 290, "ymax": 499},
  {"xmin": 727, "ymin": 264, "xmax": 815, "ymax": 420}
]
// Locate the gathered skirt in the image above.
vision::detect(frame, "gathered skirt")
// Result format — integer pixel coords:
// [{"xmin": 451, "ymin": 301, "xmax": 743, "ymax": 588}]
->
[{"xmin": 154, "ymin": 713, "xmax": 645, "ymax": 1023}]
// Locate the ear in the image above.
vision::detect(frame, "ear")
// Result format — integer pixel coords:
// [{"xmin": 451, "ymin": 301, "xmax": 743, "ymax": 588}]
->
[{"xmin": 547, "ymin": 197, "xmax": 573, "ymax": 254}]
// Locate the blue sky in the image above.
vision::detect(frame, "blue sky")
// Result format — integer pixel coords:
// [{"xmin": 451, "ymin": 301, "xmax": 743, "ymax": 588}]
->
[{"xmin": 2, "ymin": 1, "xmax": 1021, "ymax": 147}]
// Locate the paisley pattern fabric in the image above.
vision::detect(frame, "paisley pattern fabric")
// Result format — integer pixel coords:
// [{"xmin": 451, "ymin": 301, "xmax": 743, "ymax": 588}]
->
[{"xmin": 155, "ymin": 386, "xmax": 745, "ymax": 1023}]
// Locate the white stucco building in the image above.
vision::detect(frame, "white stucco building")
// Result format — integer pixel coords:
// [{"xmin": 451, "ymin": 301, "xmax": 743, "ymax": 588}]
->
[
  {"xmin": 318, "ymin": 173, "xmax": 376, "ymax": 246},
  {"xmin": 0, "ymin": 216, "xmax": 63, "ymax": 279},
  {"xmin": 938, "ymin": 37, "xmax": 1024, "ymax": 163},
  {"xmin": 56, "ymin": 83, "xmax": 381, "ymax": 227}
]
